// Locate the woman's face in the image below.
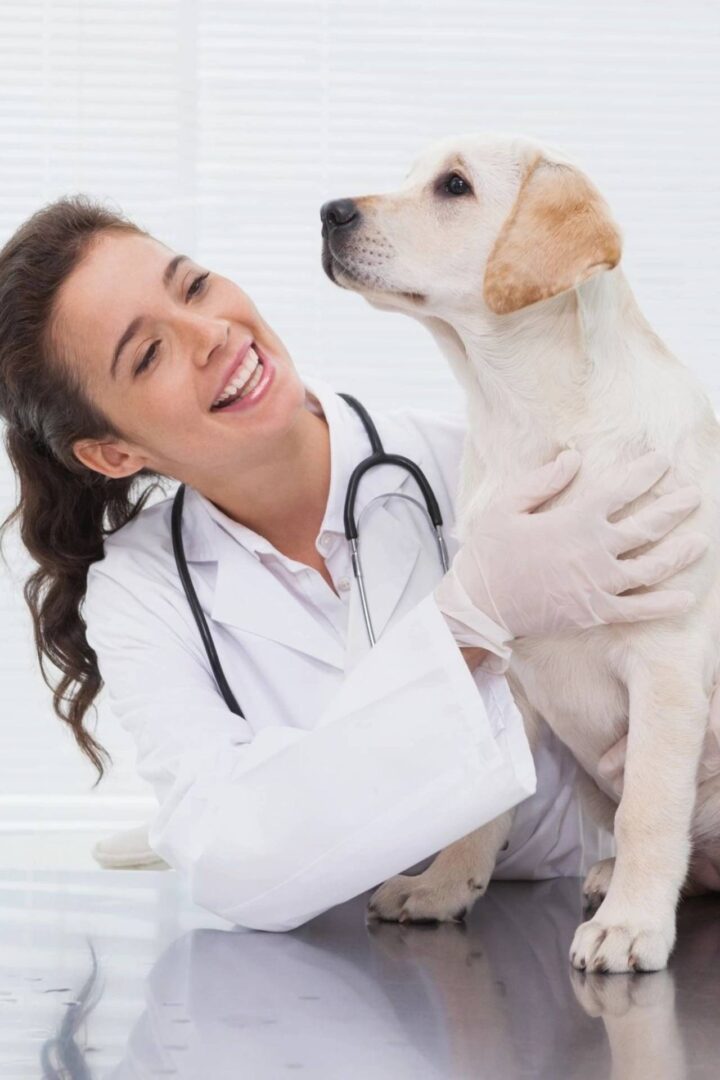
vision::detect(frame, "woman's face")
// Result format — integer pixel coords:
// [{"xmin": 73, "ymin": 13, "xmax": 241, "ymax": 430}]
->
[{"xmin": 55, "ymin": 228, "xmax": 307, "ymax": 484}]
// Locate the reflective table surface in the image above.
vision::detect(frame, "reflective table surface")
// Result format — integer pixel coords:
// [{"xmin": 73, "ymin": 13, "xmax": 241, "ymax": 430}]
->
[{"xmin": 1, "ymin": 870, "xmax": 719, "ymax": 1078}]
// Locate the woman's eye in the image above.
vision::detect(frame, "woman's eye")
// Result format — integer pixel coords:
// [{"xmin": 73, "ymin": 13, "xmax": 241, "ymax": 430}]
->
[
  {"xmin": 132, "ymin": 273, "xmax": 210, "ymax": 376},
  {"xmin": 135, "ymin": 340, "xmax": 159, "ymax": 376},
  {"xmin": 186, "ymin": 271, "xmax": 210, "ymax": 300},
  {"xmin": 443, "ymin": 173, "xmax": 471, "ymax": 196}
]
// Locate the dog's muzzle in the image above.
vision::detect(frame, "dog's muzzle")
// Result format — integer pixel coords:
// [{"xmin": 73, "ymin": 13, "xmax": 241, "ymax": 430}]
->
[{"xmin": 320, "ymin": 198, "xmax": 361, "ymax": 283}]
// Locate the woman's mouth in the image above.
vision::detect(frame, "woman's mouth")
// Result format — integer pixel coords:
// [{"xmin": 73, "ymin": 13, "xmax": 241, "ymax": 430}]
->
[{"xmin": 210, "ymin": 344, "xmax": 276, "ymax": 413}]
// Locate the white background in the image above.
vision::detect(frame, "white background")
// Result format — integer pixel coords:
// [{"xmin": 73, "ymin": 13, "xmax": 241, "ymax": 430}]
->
[{"xmin": 0, "ymin": 0, "xmax": 718, "ymax": 867}]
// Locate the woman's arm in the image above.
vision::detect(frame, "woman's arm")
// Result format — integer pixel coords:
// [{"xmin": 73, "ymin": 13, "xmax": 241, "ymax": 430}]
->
[
  {"xmin": 83, "ymin": 562, "xmax": 535, "ymax": 932},
  {"xmin": 461, "ymin": 646, "xmax": 490, "ymax": 670}
]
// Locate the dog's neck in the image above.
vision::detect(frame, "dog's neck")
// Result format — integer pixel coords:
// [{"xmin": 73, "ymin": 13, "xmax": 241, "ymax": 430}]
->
[{"xmin": 424, "ymin": 267, "xmax": 714, "ymax": 489}]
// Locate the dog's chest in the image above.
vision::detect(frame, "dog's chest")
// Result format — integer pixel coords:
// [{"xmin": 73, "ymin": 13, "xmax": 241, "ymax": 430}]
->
[{"xmin": 507, "ymin": 630, "xmax": 629, "ymax": 778}]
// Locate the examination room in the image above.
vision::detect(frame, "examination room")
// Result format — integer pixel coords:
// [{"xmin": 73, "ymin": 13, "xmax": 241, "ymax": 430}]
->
[{"xmin": 1, "ymin": 2, "xmax": 720, "ymax": 1077}]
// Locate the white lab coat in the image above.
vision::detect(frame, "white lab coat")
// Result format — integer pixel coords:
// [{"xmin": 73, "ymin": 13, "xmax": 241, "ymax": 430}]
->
[{"xmin": 83, "ymin": 376, "xmax": 614, "ymax": 932}]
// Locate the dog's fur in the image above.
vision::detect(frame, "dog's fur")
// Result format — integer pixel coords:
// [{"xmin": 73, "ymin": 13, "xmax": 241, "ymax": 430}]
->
[{"xmin": 321, "ymin": 134, "xmax": 720, "ymax": 973}]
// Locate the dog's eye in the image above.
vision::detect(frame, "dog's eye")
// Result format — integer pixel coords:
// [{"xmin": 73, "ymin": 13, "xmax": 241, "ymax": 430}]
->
[{"xmin": 443, "ymin": 173, "xmax": 471, "ymax": 196}]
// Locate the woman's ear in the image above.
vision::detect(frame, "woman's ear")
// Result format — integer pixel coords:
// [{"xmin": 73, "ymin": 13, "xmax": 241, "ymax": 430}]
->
[{"xmin": 483, "ymin": 155, "xmax": 622, "ymax": 315}]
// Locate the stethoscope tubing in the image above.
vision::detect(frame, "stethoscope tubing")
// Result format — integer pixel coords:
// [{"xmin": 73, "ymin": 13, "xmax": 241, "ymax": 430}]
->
[
  {"xmin": 171, "ymin": 392, "xmax": 449, "ymax": 715},
  {"xmin": 338, "ymin": 393, "xmax": 449, "ymax": 645},
  {"xmin": 171, "ymin": 483, "xmax": 244, "ymax": 716}
]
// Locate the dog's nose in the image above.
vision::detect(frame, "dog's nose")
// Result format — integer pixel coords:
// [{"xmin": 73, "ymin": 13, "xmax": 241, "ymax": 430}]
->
[{"xmin": 320, "ymin": 198, "xmax": 359, "ymax": 230}]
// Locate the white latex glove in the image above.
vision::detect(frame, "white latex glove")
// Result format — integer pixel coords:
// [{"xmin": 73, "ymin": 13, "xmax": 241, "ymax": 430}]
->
[{"xmin": 434, "ymin": 448, "xmax": 708, "ymax": 672}]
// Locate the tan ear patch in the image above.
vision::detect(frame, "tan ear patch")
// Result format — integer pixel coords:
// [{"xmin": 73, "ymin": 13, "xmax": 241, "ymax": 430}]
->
[{"xmin": 483, "ymin": 155, "xmax": 622, "ymax": 315}]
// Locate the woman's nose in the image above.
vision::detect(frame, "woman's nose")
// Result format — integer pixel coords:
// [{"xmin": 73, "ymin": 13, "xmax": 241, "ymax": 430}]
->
[
  {"xmin": 320, "ymin": 198, "xmax": 359, "ymax": 231},
  {"xmin": 188, "ymin": 316, "xmax": 229, "ymax": 360}
]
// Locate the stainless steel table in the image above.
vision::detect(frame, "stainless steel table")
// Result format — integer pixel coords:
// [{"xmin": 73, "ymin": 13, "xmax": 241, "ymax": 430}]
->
[{"xmin": 0, "ymin": 870, "xmax": 718, "ymax": 1078}]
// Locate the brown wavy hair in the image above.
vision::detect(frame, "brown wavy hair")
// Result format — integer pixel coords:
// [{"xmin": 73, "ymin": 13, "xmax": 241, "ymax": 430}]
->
[{"xmin": 0, "ymin": 195, "xmax": 171, "ymax": 784}]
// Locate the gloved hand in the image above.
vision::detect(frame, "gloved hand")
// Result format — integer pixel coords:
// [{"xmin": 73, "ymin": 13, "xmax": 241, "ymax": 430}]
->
[{"xmin": 434, "ymin": 448, "xmax": 708, "ymax": 671}]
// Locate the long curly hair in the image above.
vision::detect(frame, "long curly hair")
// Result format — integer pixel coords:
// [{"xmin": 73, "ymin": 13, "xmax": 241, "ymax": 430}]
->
[{"xmin": 0, "ymin": 195, "xmax": 170, "ymax": 784}]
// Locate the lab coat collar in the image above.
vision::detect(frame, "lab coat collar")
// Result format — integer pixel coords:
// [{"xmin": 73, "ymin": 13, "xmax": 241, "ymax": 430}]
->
[{"xmin": 177, "ymin": 376, "xmax": 428, "ymax": 668}]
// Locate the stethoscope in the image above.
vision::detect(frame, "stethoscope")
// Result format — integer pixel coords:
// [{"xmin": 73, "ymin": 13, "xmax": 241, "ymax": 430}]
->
[{"xmin": 171, "ymin": 392, "xmax": 450, "ymax": 719}]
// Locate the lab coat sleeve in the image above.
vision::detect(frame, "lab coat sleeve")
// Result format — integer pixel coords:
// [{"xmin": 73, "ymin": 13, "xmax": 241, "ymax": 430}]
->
[{"xmin": 84, "ymin": 563, "xmax": 537, "ymax": 933}]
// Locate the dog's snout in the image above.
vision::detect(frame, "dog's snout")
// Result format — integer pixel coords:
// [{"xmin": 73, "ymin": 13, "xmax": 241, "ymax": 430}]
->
[{"xmin": 320, "ymin": 198, "xmax": 359, "ymax": 230}]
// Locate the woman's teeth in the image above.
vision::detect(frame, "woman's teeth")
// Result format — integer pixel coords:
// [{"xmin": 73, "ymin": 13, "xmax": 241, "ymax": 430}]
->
[{"xmin": 212, "ymin": 347, "xmax": 263, "ymax": 409}]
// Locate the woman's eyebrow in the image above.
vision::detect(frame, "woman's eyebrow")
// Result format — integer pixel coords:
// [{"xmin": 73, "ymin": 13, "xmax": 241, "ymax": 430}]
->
[{"xmin": 109, "ymin": 253, "xmax": 190, "ymax": 379}]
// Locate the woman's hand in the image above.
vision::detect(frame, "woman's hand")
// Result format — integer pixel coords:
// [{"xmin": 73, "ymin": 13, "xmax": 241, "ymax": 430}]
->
[{"xmin": 435, "ymin": 448, "xmax": 708, "ymax": 642}]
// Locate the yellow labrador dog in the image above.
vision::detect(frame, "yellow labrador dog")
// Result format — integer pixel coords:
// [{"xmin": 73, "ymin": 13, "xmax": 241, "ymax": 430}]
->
[{"xmin": 321, "ymin": 134, "xmax": 720, "ymax": 973}]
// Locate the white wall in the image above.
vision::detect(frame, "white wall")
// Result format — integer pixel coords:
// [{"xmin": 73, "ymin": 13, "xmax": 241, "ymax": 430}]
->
[{"xmin": 1, "ymin": 0, "xmax": 718, "ymax": 864}]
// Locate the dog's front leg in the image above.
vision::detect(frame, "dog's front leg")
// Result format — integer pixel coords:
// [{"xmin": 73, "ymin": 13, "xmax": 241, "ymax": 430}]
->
[
  {"xmin": 570, "ymin": 660, "xmax": 708, "ymax": 973},
  {"xmin": 367, "ymin": 810, "xmax": 514, "ymax": 924}
]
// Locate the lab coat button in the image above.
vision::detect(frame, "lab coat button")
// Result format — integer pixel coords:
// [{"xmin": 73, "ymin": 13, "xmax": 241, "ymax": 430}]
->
[
  {"xmin": 337, "ymin": 577, "xmax": 351, "ymax": 592},
  {"xmin": 318, "ymin": 533, "xmax": 331, "ymax": 551}
]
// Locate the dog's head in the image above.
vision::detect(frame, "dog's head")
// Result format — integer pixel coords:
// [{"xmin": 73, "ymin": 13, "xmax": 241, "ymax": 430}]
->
[{"xmin": 320, "ymin": 134, "xmax": 622, "ymax": 318}]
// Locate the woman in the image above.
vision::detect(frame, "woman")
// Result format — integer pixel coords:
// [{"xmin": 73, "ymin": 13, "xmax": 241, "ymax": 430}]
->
[{"xmin": 0, "ymin": 196, "xmax": 705, "ymax": 931}]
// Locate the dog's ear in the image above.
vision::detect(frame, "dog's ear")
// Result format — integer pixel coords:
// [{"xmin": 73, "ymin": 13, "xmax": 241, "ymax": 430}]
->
[{"xmin": 483, "ymin": 156, "xmax": 622, "ymax": 315}]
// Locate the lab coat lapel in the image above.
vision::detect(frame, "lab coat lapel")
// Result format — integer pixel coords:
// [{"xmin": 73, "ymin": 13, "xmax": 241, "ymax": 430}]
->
[
  {"xmin": 181, "ymin": 485, "xmax": 422, "ymax": 675},
  {"xmin": 180, "ymin": 490, "xmax": 346, "ymax": 671},
  {"xmin": 177, "ymin": 386, "xmax": 430, "ymax": 673}
]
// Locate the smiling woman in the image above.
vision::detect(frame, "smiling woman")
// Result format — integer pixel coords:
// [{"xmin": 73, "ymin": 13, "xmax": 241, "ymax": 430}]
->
[{"xmin": 0, "ymin": 194, "xmax": 319, "ymax": 782}]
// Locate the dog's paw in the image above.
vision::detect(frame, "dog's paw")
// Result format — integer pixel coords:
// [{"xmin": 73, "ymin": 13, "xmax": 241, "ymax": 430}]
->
[
  {"xmin": 582, "ymin": 857, "xmax": 615, "ymax": 912},
  {"xmin": 367, "ymin": 871, "xmax": 486, "ymax": 924},
  {"xmin": 569, "ymin": 913, "xmax": 675, "ymax": 973},
  {"xmin": 570, "ymin": 966, "xmax": 675, "ymax": 1017}
]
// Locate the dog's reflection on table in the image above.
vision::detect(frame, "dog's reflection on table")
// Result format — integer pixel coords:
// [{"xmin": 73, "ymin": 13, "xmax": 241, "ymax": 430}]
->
[
  {"xmin": 61, "ymin": 880, "xmax": 719, "ymax": 1079},
  {"xmin": 366, "ymin": 879, "xmax": 720, "ymax": 1080}
]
